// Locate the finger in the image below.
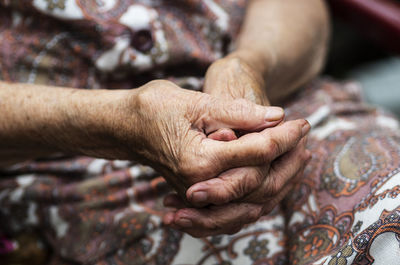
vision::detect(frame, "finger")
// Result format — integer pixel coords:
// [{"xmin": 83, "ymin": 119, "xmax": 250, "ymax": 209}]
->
[
  {"xmin": 163, "ymin": 193, "xmax": 186, "ymax": 209},
  {"xmin": 293, "ymin": 160, "xmax": 309, "ymax": 185},
  {"xmin": 244, "ymin": 137, "xmax": 310, "ymax": 203},
  {"xmin": 188, "ymin": 121, "xmax": 309, "ymax": 205},
  {"xmin": 197, "ymin": 137, "xmax": 307, "ymax": 206},
  {"xmin": 187, "ymin": 137, "xmax": 309, "ymax": 206},
  {"xmin": 261, "ymin": 180, "xmax": 297, "ymax": 215},
  {"xmin": 169, "ymin": 203, "xmax": 263, "ymax": 238},
  {"xmin": 207, "ymin": 128, "xmax": 237, "ymax": 141},
  {"xmin": 186, "ymin": 166, "xmax": 267, "ymax": 207},
  {"xmin": 262, "ymin": 156, "xmax": 310, "ymax": 215},
  {"xmin": 200, "ymin": 98, "xmax": 284, "ymax": 134},
  {"xmin": 291, "ymin": 149, "xmax": 311, "ymax": 186},
  {"xmin": 205, "ymin": 119, "xmax": 310, "ymax": 172}
]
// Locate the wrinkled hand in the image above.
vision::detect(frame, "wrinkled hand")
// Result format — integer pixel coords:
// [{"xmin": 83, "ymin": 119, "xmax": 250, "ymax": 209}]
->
[
  {"xmin": 162, "ymin": 57, "xmax": 311, "ymax": 237},
  {"xmin": 119, "ymin": 80, "xmax": 285, "ymax": 199},
  {"xmin": 163, "ymin": 122, "xmax": 310, "ymax": 237}
]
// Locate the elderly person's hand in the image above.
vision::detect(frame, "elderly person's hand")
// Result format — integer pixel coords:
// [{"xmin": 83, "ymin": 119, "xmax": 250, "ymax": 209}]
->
[
  {"xmin": 161, "ymin": 54, "xmax": 311, "ymax": 237},
  {"xmin": 161, "ymin": 0, "xmax": 329, "ymax": 236},
  {"xmin": 0, "ymin": 80, "xmax": 285, "ymax": 197},
  {"xmin": 122, "ymin": 80, "xmax": 288, "ymax": 198},
  {"xmin": 163, "ymin": 123, "xmax": 310, "ymax": 237}
]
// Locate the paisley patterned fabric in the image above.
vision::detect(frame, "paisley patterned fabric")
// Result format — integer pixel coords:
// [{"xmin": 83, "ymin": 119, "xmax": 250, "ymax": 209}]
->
[
  {"xmin": 1, "ymin": 1, "xmax": 400, "ymax": 265},
  {"xmin": 0, "ymin": 0, "xmax": 246, "ymax": 88}
]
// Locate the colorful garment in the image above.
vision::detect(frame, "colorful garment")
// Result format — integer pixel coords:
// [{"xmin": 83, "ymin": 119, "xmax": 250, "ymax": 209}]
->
[{"xmin": 1, "ymin": 1, "xmax": 400, "ymax": 265}]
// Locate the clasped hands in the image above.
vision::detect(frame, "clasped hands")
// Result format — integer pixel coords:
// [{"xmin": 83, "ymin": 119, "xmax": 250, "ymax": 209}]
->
[{"xmin": 117, "ymin": 57, "xmax": 311, "ymax": 238}]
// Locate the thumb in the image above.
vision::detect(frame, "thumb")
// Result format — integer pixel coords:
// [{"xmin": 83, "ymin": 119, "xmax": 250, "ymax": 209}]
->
[{"xmin": 201, "ymin": 98, "xmax": 284, "ymax": 134}]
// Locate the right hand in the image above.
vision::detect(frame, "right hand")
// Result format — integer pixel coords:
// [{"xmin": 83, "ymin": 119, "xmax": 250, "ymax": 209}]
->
[{"xmin": 113, "ymin": 80, "xmax": 287, "ymax": 198}]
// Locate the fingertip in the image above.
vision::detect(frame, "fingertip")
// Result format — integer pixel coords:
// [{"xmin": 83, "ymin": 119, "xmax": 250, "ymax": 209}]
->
[
  {"xmin": 175, "ymin": 217, "xmax": 193, "ymax": 228},
  {"xmin": 163, "ymin": 212, "xmax": 175, "ymax": 225},
  {"xmin": 187, "ymin": 180, "xmax": 212, "ymax": 202},
  {"xmin": 187, "ymin": 178, "xmax": 229, "ymax": 206},
  {"xmin": 173, "ymin": 209, "xmax": 196, "ymax": 227},
  {"xmin": 192, "ymin": 191, "xmax": 208, "ymax": 204},
  {"xmin": 301, "ymin": 119, "xmax": 311, "ymax": 137},
  {"xmin": 264, "ymin": 107, "xmax": 284, "ymax": 121},
  {"xmin": 187, "ymin": 188, "xmax": 209, "ymax": 207}
]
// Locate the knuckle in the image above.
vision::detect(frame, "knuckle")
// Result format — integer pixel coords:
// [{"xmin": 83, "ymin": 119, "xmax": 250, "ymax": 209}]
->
[
  {"xmin": 215, "ymin": 186, "xmax": 236, "ymax": 205},
  {"xmin": 249, "ymin": 145, "xmax": 266, "ymax": 164},
  {"xmin": 219, "ymin": 173, "xmax": 249, "ymax": 201},
  {"xmin": 254, "ymin": 167, "xmax": 266, "ymax": 185},
  {"xmin": 233, "ymin": 168, "xmax": 263, "ymax": 198},
  {"xmin": 270, "ymin": 179, "xmax": 284, "ymax": 196},
  {"xmin": 225, "ymin": 181, "xmax": 243, "ymax": 202},
  {"xmin": 178, "ymin": 157, "xmax": 211, "ymax": 179},
  {"xmin": 264, "ymin": 175, "xmax": 284, "ymax": 197},
  {"xmin": 264, "ymin": 137, "xmax": 280, "ymax": 160},
  {"xmin": 136, "ymin": 80, "xmax": 177, "ymax": 108},
  {"xmin": 135, "ymin": 85, "xmax": 153, "ymax": 107}
]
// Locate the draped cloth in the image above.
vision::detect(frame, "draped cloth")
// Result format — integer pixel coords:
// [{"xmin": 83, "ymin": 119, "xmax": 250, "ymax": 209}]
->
[{"xmin": 1, "ymin": 1, "xmax": 400, "ymax": 264}]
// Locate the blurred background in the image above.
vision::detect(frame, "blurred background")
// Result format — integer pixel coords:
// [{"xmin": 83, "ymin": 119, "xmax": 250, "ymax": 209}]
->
[{"xmin": 324, "ymin": 0, "xmax": 400, "ymax": 117}]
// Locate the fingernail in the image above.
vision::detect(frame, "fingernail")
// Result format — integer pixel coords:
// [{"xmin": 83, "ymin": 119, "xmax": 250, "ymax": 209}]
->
[
  {"xmin": 264, "ymin": 107, "xmax": 284, "ymax": 121},
  {"xmin": 176, "ymin": 218, "xmax": 193, "ymax": 228},
  {"xmin": 301, "ymin": 121, "xmax": 311, "ymax": 136},
  {"xmin": 191, "ymin": 191, "xmax": 208, "ymax": 203}
]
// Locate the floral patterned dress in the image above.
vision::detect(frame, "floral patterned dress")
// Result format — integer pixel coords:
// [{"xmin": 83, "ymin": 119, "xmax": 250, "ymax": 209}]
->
[{"xmin": 0, "ymin": 1, "xmax": 400, "ymax": 265}]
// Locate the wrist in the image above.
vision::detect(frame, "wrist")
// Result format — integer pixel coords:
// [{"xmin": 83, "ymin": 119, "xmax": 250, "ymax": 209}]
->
[
  {"xmin": 228, "ymin": 48, "xmax": 276, "ymax": 81},
  {"xmin": 60, "ymin": 88, "xmax": 135, "ymax": 159}
]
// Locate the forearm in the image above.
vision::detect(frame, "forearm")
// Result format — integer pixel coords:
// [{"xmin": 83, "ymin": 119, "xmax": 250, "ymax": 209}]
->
[
  {"xmin": 231, "ymin": 0, "xmax": 330, "ymax": 103},
  {"xmin": 0, "ymin": 81, "xmax": 133, "ymax": 166}
]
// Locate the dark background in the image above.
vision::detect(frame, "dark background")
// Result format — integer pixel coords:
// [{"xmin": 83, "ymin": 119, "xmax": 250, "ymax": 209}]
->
[{"xmin": 323, "ymin": 4, "xmax": 400, "ymax": 117}]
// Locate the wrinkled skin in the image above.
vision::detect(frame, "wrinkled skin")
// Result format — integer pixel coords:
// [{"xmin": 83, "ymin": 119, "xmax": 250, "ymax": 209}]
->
[
  {"xmin": 0, "ymin": 0, "xmax": 328, "ymax": 239},
  {"xmin": 162, "ymin": 57, "xmax": 311, "ymax": 237},
  {"xmin": 123, "ymin": 80, "xmax": 294, "ymax": 199}
]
